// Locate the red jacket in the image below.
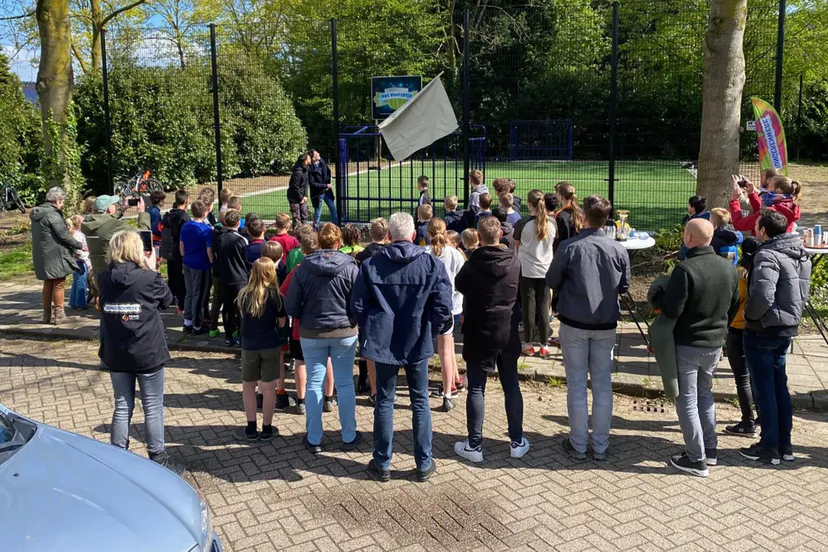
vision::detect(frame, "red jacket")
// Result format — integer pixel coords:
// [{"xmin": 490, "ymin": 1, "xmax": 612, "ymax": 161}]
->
[{"xmin": 729, "ymin": 192, "xmax": 800, "ymax": 236}]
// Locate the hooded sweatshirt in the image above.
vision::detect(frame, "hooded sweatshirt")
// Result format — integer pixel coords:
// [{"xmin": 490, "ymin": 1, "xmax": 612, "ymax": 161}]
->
[
  {"xmin": 710, "ymin": 226, "xmax": 743, "ymax": 266},
  {"xmin": 499, "ymin": 222, "xmax": 516, "ymax": 249},
  {"xmin": 287, "ymin": 161, "xmax": 309, "ymax": 204},
  {"xmin": 455, "ymin": 245, "xmax": 521, "ymax": 362},
  {"xmin": 351, "ymin": 241, "xmax": 453, "ymax": 365},
  {"xmin": 98, "ymin": 260, "xmax": 173, "ymax": 373},
  {"xmin": 468, "ymin": 184, "xmax": 490, "ymax": 215},
  {"xmin": 729, "ymin": 191, "xmax": 800, "ymax": 235},
  {"xmin": 284, "ymin": 249, "xmax": 359, "ymax": 339},
  {"xmin": 745, "ymin": 233, "xmax": 811, "ymax": 337},
  {"xmin": 160, "ymin": 207, "xmax": 189, "ymax": 260}
]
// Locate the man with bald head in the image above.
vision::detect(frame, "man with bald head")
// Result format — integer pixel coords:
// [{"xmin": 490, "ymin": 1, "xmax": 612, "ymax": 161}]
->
[{"xmin": 662, "ymin": 217, "xmax": 740, "ymax": 477}]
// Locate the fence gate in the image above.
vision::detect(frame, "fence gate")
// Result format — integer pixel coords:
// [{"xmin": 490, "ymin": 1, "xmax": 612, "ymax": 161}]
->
[{"xmin": 336, "ymin": 126, "xmax": 487, "ymax": 224}]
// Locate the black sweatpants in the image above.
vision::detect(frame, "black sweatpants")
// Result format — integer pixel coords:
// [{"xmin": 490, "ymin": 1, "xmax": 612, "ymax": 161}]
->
[{"xmin": 519, "ymin": 276, "xmax": 550, "ymax": 345}]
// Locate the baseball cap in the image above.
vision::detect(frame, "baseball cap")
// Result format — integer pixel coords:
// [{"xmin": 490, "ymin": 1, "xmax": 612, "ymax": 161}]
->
[{"xmin": 93, "ymin": 195, "xmax": 120, "ymax": 213}]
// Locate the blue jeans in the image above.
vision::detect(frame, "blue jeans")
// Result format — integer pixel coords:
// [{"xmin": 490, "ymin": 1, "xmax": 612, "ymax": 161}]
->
[
  {"xmin": 313, "ymin": 191, "xmax": 339, "ymax": 227},
  {"xmin": 675, "ymin": 345, "xmax": 720, "ymax": 462},
  {"xmin": 374, "ymin": 359, "xmax": 432, "ymax": 471},
  {"xmin": 301, "ymin": 336, "xmax": 358, "ymax": 445},
  {"xmin": 110, "ymin": 368, "xmax": 166, "ymax": 456},
  {"xmin": 744, "ymin": 330, "xmax": 793, "ymax": 450},
  {"xmin": 69, "ymin": 261, "xmax": 88, "ymax": 308},
  {"xmin": 559, "ymin": 323, "xmax": 616, "ymax": 454}
]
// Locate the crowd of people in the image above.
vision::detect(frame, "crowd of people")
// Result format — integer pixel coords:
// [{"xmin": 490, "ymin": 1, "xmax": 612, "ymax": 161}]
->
[{"xmin": 27, "ymin": 154, "xmax": 812, "ymax": 480}]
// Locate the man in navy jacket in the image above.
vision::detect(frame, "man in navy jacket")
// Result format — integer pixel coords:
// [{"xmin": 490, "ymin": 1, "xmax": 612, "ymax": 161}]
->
[
  {"xmin": 351, "ymin": 212, "xmax": 453, "ymax": 483},
  {"xmin": 309, "ymin": 149, "xmax": 339, "ymax": 228}
]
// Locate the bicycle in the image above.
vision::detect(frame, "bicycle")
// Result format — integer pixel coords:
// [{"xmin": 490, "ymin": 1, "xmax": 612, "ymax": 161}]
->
[
  {"xmin": 0, "ymin": 181, "xmax": 26, "ymax": 213},
  {"xmin": 113, "ymin": 170, "xmax": 164, "ymax": 203}
]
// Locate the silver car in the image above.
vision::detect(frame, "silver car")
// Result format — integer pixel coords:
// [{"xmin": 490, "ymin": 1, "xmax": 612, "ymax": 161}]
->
[{"xmin": 0, "ymin": 404, "xmax": 222, "ymax": 552}]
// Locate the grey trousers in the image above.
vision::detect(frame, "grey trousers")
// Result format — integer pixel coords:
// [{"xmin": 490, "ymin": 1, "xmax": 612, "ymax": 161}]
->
[{"xmin": 675, "ymin": 345, "xmax": 721, "ymax": 462}]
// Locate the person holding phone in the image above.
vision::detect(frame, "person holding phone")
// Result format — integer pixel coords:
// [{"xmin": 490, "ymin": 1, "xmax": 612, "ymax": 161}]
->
[
  {"xmin": 82, "ymin": 195, "xmax": 151, "ymax": 302},
  {"xmin": 97, "ymin": 230, "xmax": 183, "ymax": 475}
]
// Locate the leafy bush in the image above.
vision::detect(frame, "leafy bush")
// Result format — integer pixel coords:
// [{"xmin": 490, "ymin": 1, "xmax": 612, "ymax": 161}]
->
[
  {"xmin": 75, "ymin": 58, "xmax": 306, "ymax": 193},
  {"xmin": 0, "ymin": 53, "xmax": 44, "ymax": 204},
  {"xmin": 655, "ymin": 224, "xmax": 684, "ymax": 253},
  {"xmin": 791, "ymin": 80, "xmax": 828, "ymax": 162}
]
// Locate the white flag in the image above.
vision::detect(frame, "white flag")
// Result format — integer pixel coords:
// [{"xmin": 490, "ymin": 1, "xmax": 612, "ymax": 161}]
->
[{"xmin": 378, "ymin": 73, "xmax": 459, "ymax": 161}]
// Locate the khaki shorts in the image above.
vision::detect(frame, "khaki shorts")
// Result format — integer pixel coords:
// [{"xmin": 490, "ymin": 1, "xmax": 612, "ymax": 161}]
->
[{"xmin": 241, "ymin": 348, "xmax": 281, "ymax": 383}]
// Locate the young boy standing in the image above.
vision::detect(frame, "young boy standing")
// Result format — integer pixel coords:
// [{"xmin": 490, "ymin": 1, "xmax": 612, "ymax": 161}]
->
[
  {"xmin": 180, "ymin": 200, "xmax": 213, "ymax": 335},
  {"xmin": 161, "ymin": 190, "xmax": 190, "ymax": 312},
  {"xmin": 208, "ymin": 211, "xmax": 230, "ymax": 338},
  {"xmin": 268, "ymin": 213, "xmax": 300, "ymax": 262},
  {"xmin": 415, "ymin": 204, "xmax": 433, "ymax": 246},
  {"xmin": 149, "ymin": 190, "xmax": 166, "ymax": 257},
  {"xmin": 474, "ymin": 193, "xmax": 493, "ymax": 228},
  {"xmin": 214, "ymin": 210, "xmax": 250, "ymax": 347},
  {"xmin": 219, "ymin": 188, "xmax": 233, "ymax": 214},
  {"xmin": 417, "ymin": 175, "xmax": 432, "ymax": 208},
  {"xmin": 468, "ymin": 169, "xmax": 488, "ymax": 214},
  {"xmin": 499, "ymin": 193, "xmax": 522, "ymax": 226},
  {"xmin": 243, "ymin": 218, "xmax": 267, "ymax": 264}
]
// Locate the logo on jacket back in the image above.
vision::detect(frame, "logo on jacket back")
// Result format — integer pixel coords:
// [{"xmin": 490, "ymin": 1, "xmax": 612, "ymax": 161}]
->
[{"xmin": 103, "ymin": 303, "xmax": 141, "ymax": 321}]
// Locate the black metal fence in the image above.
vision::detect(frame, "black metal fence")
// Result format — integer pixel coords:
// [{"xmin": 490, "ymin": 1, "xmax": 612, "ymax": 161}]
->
[{"xmin": 90, "ymin": 1, "xmax": 801, "ymax": 231}]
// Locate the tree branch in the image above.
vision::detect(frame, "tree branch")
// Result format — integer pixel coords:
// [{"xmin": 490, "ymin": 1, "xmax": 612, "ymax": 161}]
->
[
  {"xmin": 71, "ymin": 41, "xmax": 90, "ymax": 74},
  {"xmin": 101, "ymin": 0, "xmax": 147, "ymax": 27},
  {"xmin": 0, "ymin": 9, "xmax": 35, "ymax": 20}
]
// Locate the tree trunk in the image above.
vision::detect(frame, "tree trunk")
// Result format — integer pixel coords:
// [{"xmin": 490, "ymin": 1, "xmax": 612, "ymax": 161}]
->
[
  {"xmin": 90, "ymin": 0, "xmax": 102, "ymax": 72},
  {"xmin": 36, "ymin": 0, "xmax": 74, "ymax": 189},
  {"xmin": 696, "ymin": 0, "xmax": 748, "ymax": 208}
]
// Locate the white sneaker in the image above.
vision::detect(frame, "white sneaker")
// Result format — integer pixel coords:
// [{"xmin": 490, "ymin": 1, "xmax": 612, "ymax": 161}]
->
[
  {"xmin": 454, "ymin": 440, "xmax": 483, "ymax": 463},
  {"xmin": 510, "ymin": 438, "xmax": 530, "ymax": 459}
]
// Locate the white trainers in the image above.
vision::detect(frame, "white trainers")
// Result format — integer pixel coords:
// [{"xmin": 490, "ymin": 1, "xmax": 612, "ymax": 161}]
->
[
  {"xmin": 510, "ymin": 438, "xmax": 530, "ymax": 459},
  {"xmin": 454, "ymin": 440, "xmax": 484, "ymax": 463}
]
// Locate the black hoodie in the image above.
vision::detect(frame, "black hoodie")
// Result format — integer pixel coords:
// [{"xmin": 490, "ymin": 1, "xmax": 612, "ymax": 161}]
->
[
  {"xmin": 287, "ymin": 161, "xmax": 309, "ymax": 204},
  {"xmin": 160, "ymin": 207, "xmax": 189, "ymax": 260},
  {"xmin": 455, "ymin": 245, "xmax": 521, "ymax": 362},
  {"xmin": 98, "ymin": 261, "xmax": 173, "ymax": 373}
]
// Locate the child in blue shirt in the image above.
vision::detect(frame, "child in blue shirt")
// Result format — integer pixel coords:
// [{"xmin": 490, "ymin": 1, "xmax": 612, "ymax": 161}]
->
[
  {"xmin": 415, "ymin": 204, "xmax": 432, "ymax": 246},
  {"xmin": 179, "ymin": 200, "xmax": 213, "ymax": 334}
]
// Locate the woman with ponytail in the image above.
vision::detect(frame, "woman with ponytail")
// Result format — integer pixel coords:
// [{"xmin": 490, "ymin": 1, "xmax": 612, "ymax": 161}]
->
[
  {"xmin": 515, "ymin": 189, "xmax": 556, "ymax": 357},
  {"xmin": 426, "ymin": 218, "xmax": 466, "ymax": 411},
  {"xmin": 554, "ymin": 182, "xmax": 582, "ymax": 252},
  {"xmin": 729, "ymin": 175, "xmax": 802, "ymax": 235}
]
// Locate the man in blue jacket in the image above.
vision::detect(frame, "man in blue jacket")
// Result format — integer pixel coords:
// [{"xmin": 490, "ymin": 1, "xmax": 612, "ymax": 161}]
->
[
  {"xmin": 309, "ymin": 149, "xmax": 339, "ymax": 228},
  {"xmin": 351, "ymin": 212, "xmax": 453, "ymax": 483}
]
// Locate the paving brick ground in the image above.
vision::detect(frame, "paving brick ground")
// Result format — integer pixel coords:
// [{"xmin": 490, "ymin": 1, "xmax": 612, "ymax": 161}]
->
[
  {"xmin": 2, "ymin": 336, "xmax": 828, "ymax": 551},
  {"xmin": 3, "ymin": 282, "xmax": 828, "ymax": 409}
]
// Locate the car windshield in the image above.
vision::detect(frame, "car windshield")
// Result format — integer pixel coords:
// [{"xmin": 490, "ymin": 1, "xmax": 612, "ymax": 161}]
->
[
  {"xmin": 0, "ymin": 410, "xmax": 35, "ymax": 461},
  {"xmin": 0, "ymin": 412, "xmax": 14, "ymax": 444}
]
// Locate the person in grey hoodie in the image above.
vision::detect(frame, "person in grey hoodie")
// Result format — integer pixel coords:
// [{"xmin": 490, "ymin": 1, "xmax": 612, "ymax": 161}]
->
[
  {"xmin": 468, "ymin": 169, "xmax": 489, "ymax": 215},
  {"xmin": 284, "ymin": 223, "xmax": 360, "ymax": 453},
  {"xmin": 740, "ymin": 209, "xmax": 811, "ymax": 466}
]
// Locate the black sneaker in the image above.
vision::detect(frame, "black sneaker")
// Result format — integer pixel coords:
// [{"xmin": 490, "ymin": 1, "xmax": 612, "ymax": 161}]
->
[
  {"xmin": 234, "ymin": 336, "xmax": 242, "ymax": 348},
  {"xmin": 149, "ymin": 451, "xmax": 186, "ymax": 476},
  {"xmin": 705, "ymin": 448, "xmax": 718, "ymax": 466},
  {"xmin": 367, "ymin": 459, "xmax": 390, "ymax": 482},
  {"xmin": 191, "ymin": 326, "xmax": 208, "ymax": 336},
  {"xmin": 259, "ymin": 425, "xmax": 278, "ymax": 443},
  {"xmin": 235, "ymin": 426, "xmax": 259, "ymax": 443},
  {"xmin": 429, "ymin": 387, "xmax": 444, "ymax": 399},
  {"xmin": 182, "ymin": 325, "xmax": 193, "ymax": 335},
  {"xmin": 256, "ymin": 393, "xmax": 263, "ymax": 411},
  {"xmin": 561, "ymin": 438, "xmax": 587, "ymax": 461},
  {"xmin": 441, "ymin": 396, "xmax": 455, "ymax": 412},
  {"xmin": 324, "ymin": 396, "xmax": 337, "ymax": 412},
  {"xmin": 779, "ymin": 444, "xmax": 795, "ymax": 462},
  {"xmin": 725, "ymin": 422, "xmax": 756, "ymax": 437},
  {"xmin": 739, "ymin": 442, "xmax": 780, "ymax": 465},
  {"xmin": 275, "ymin": 393, "xmax": 291, "ymax": 411},
  {"xmin": 670, "ymin": 453, "xmax": 710, "ymax": 477},
  {"xmin": 416, "ymin": 459, "xmax": 437, "ymax": 482},
  {"xmin": 342, "ymin": 431, "xmax": 363, "ymax": 451},
  {"xmin": 225, "ymin": 335, "xmax": 234, "ymax": 347},
  {"xmin": 303, "ymin": 435, "xmax": 322, "ymax": 454}
]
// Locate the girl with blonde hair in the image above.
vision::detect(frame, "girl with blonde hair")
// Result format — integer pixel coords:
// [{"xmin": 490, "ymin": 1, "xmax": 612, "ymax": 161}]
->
[
  {"xmin": 235, "ymin": 257, "xmax": 287, "ymax": 442},
  {"xmin": 426, "ymin": 218, "xmax": 466, "ymax": 411}
]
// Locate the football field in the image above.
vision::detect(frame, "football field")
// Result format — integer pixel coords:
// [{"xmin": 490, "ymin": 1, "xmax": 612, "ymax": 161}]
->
[{"xmin": 240, "ymin": 160, "xmax": 697, "ymax": 231}]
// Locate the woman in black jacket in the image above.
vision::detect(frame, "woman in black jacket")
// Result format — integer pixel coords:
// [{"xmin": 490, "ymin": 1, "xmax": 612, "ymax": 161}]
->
[{"xmin": 98, "ymin": 230, "xmax": 182, "ymax": 474}]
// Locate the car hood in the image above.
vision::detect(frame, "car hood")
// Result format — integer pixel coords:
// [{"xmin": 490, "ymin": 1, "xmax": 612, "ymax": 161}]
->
[{"xmin": 0, "ymin": 424, "xmax": 199, "ymax": 552}]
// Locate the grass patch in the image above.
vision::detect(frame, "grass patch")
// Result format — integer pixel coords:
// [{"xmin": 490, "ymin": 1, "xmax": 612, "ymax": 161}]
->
[
  {"xmin": 546, "ymin": 375, "xmax": 565, "ymax": 388},
  {"xmin": 0, "ymin": 241, "xmax": 34, "ymax": 281}
]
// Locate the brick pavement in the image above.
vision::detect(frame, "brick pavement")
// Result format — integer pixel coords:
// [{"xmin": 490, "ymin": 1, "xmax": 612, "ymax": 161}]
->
[
  {"xmin": 3, "ymin": 282, "xmax": 828, "ymax": 409},
  {"xmin": 2, "ymin": 337, "xmax": 828, "ymax": 551}
]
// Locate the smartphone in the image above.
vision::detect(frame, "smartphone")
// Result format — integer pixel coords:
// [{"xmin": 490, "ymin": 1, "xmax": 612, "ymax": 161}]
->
[
  {"xmin": 139, "ymin": 231, "xmax": 153, "ymax": 253},
  {"xmin": 128, "ymin": 197, "xmax": 139, "ymax": 206},
  {"xmin": 738, "ymin": 179, "xmax": 748, "ymax": 188}
]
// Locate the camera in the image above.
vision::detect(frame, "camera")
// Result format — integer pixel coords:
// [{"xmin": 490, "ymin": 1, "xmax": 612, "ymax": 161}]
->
[
  {"xmin": 737, "ymin": 180, "xmax": 748, "ymax": 188},
  {"xmin": 128, "ymin": 197, "xmax": 139, "ymax": 206}
]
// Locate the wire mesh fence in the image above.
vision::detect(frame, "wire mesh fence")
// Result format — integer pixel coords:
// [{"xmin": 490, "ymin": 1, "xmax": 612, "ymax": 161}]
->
[{"xmin": 88, "ymin": 1, "xmax": 797, "ymax": 231}]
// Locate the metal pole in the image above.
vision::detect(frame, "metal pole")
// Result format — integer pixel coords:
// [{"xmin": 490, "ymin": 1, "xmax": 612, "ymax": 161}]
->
[
  {"xmin": 209, "ymin": 24, "xmax": 223, "ymax": 195},
  {"xmin": 774, "ymin": 0, "xmax": 786, "ymax": 113},
  {"xmin": 608, "ymin": 1, "xmax": 619, "ymax": 214},
  {"xmin": 796, "ymin": 72, "xmax": 803, "ymax": 161},
  {"xmin": 331, "ymin": 18, "xmax": 342, "ymax": 223},
  {"xmin": 462, "ymin": 9, "xmax": 471, "ymax": 208},
  {"xmin": 100, "ymin": 29, "xmax": 114, "ymax": 194}
]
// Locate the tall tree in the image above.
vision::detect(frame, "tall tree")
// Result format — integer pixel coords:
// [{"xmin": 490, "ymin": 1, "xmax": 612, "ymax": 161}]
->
[
  {"xmin": 696, "ymin": 0, "xmax": 748, "ymax": 208},
  {"xmin": 36, "ymin": 0, "xmax": 74, "ymax": 188},
  {"xmin": 71, "ymin": 0, "xmax": 148, "ymax": 73}
]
